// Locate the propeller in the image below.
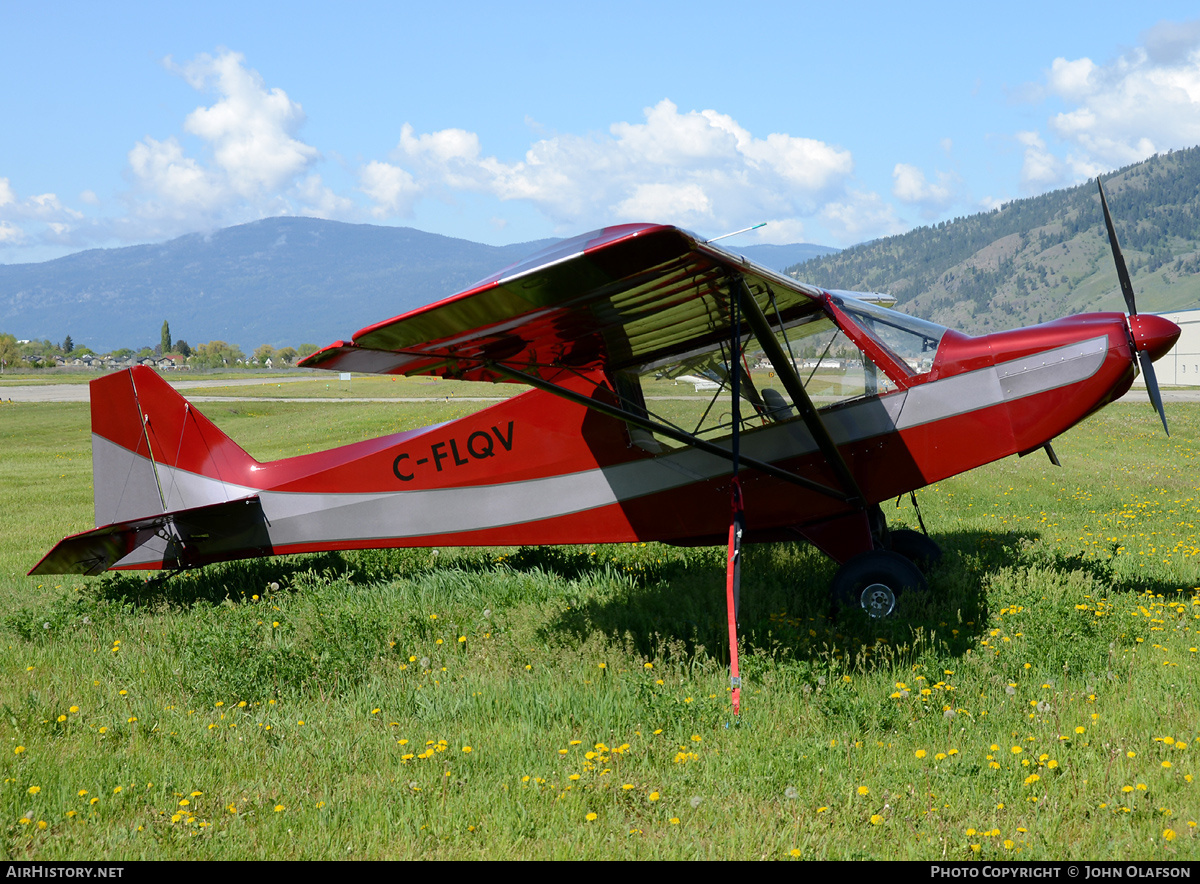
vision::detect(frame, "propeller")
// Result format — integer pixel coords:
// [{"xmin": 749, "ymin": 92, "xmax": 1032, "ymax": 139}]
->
[{"xmin": 1097, "ymin": 178, "xmax": 1173, "ymax": 436}]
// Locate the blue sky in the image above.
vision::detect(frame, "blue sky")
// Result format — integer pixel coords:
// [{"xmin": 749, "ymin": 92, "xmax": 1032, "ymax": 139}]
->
[{"xmin": 4, "ymin": 1, "xmax": 1200, "ymax": 264}]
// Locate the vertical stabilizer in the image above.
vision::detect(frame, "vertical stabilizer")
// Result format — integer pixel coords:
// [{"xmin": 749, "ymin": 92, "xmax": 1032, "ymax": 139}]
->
[{"xmin": 90, "ymin": 367, "xmax": 259, "ymax": 526}]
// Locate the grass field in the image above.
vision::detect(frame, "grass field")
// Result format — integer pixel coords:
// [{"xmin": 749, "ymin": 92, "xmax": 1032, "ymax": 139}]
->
[{"xmin": 1, "ymin": 390, "xmax": 1198, "ymax": 860}]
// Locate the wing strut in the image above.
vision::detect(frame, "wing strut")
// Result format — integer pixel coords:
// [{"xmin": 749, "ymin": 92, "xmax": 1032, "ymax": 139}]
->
[{"xmin": 732, "ymin": 275, "xmax": 867, "ymax": 509}]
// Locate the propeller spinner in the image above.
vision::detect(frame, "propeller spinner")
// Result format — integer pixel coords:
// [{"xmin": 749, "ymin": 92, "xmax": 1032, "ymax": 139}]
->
[{"xmin": 1097, "ymin": 179, "xmax": 1180, "ymax": 435}]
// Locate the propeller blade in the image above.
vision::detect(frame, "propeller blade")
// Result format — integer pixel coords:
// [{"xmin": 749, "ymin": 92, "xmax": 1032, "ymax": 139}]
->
[
  {"xmin": 1100, "ymin": 179, "xmax": 1170, "ymax": 435},
  {"xmin": 1098, "ymin": 179, "xmax": 1138, "ymax": 316},
  {"xmin": 1137, "ymin": 349, "xmax": 1170, "ymax": 436}
]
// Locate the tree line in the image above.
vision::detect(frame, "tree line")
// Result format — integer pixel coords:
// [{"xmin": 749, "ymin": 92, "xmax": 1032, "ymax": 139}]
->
[{"xmin": 0, "ymin": 319, "xmax": 319, "ymax": 371}]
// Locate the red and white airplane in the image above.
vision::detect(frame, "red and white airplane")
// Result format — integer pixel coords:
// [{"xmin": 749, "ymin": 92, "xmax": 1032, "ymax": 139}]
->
[{"xmin": 33, "ymin": 182, "xmax": 1179, "ymax": 645}]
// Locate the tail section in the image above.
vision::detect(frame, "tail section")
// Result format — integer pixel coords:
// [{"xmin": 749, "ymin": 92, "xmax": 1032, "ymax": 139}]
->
[
  {"xmin": 30, "ymin": 367, "xmax": 270, "ymax": 575},
  {"xmin": 91, "ymin": 367, "xmax": 260, "ymax": 526}
]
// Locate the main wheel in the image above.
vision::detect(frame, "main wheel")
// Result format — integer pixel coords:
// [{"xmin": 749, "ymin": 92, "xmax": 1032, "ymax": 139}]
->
[
  {"xmin": 888, "ymin": 528, "xmax": 942, "ymax": 574},
  {"xmin": 831, "ymin": 550, "xmax": 928, "ymax": 619}
]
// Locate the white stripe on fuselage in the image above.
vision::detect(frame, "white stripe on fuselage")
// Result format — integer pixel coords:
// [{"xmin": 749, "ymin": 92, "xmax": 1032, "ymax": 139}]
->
[{"xmin": 113, "ymin": 336, "xmax": 1109, "ymax": 558}]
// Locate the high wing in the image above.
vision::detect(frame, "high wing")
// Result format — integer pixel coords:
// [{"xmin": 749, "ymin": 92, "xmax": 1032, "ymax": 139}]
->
[{"xmin": 299, "ymin": 224, "xmax": 830, "ymax": 382}]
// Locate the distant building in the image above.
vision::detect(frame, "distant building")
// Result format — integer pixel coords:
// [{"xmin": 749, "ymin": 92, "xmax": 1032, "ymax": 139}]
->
[{"xmin": 1137, "ymin": 308, "xmax": 1200, "ymax": 387}]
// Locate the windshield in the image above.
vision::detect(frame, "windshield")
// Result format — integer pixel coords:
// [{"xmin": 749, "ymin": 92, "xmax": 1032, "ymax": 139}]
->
[{"xmin": 831, "ymin": 295, "xmax": 948, "ymax": 375}]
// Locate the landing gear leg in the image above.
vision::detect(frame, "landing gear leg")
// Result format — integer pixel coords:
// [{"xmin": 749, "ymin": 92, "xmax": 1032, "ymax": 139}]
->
[{"xmin": 830, "ymin": 504, "xmax": 935, "ymax": 618}]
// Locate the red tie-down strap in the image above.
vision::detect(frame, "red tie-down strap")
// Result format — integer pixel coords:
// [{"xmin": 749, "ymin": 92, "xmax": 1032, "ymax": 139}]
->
[{"xmin": 726, "ymin": 476, "xmax": 745, "ymax": 715}]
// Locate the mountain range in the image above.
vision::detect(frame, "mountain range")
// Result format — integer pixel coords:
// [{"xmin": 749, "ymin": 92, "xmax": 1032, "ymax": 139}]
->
[
  {"xmin": 8, "ymin": 143, "xmax": 1200, "ymax": 357},
  {"xmin": 792, "ymin": 146, "xmax": 1200, "ymax": 333},
  {"xmin": 0, "ymin": 223, "xmax": 835, "ymax": 354}
]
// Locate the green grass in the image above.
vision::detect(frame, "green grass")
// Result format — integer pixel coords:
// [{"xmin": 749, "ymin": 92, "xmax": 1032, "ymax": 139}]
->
[{"xmin": 1, "ymin": 394, "xmax": 1198, "ymax": 859}]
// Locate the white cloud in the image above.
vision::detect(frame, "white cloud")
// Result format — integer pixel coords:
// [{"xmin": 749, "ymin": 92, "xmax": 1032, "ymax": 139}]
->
[
  {"xmin": 0, "ymin": 220, "xmax": 24, "ymax": 244},
  {"xmin": 892, "ymin": 163, "xmax": 958, "ymax": 212},
  {"xmin": 1015, "ymin": 130, "xmax": 1064, "ymax": 191},
  {"xmin": 367, "ymin": 98, "xmax": 860, "ymax": 242},
  {"xmin": 128, "ymin": 136, "xmax": 220, "ymax": 212},
  {"xmin": 291, "ymin": 173, "xmax": 355, "ymax": 219},
  {"xmin": 819, "ymin": 190, "xmax": 904, "ymax": 242},
  {"xmin": 123, "ymin": 50, "xmax": 327, "ymax": 234},
  {"xmin": 1031, "ymin": 21, "xmax": 1200, "ymax": 180},
  {"xmin": 359, "ymin": 160, "xmax": 420, "ymax": 218},
  {"xmin": 0, "ymin": 177, "xmax": 88, "ymax": 255},
  {"xmin": 613, "ymin": 182, "xmax": 712, "ymax": 224},
  {"xmin": 748, "ymin": 217, "xmax": 807, "ymax": 244},
  {"xmin": 175, "ymin": 51, "xmax": 319, "ymax": 196}
]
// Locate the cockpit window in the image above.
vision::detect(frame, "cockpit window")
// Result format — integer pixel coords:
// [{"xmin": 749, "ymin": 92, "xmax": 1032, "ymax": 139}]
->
[{"xmin": 832, "ymin": 296, "xmax": 948, "ymax": 376}]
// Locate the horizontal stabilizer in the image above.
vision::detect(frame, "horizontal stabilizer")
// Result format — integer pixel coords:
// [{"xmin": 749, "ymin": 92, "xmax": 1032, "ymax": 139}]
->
[{"xmin": 29, "ymin": 496, "xmax": 271, "ymax": 575}]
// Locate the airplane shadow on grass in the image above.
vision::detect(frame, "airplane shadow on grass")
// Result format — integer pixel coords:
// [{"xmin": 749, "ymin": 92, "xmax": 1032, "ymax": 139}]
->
[{"xmin": 89, "ymin": 527, "xmax": 1185, "ymax": 676}]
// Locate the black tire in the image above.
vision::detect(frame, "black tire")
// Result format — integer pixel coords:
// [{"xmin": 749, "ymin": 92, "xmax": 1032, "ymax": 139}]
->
[
  {"xmin": 831, "ymin": 550, "xmax": 928, "ymax": 619},
  {"xmin": 888, "ymin": 528, "xmax": 942, "ymax": 574}
]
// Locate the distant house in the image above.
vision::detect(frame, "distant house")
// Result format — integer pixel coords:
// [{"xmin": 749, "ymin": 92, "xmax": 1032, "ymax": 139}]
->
[{"xmin": 1140, "ymin": 308, "xmax": 1200, "ymax": 387}]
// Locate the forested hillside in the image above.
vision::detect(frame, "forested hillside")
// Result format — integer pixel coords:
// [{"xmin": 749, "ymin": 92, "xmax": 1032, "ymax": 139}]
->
[{"xmin": 791, "ymin": 147, "xmax": 1200, "ymax": 333}]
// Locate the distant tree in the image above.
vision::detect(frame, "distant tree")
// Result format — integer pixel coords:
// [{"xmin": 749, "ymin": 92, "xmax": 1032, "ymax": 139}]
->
[
  {"xmin": 161, "ymin": 321, "xmax": 172, "ymax": 355},
  {"xmin": 63, "ymin": 335, "xmax": 74, "ymax": 354},
  {"xmin": 174, "ymin": 340, "xmax": 192, "ymax": 358},
  {"xmin": 0, "ymin": 333, "xmax": 21, "ymax": 371},
  {"xmin": 297, "ymin": 343, "xmax": 318, "ymax": 359},
  {"xmin": 192, "ymin": 341, "xmax": 245, "ymax": 368},
  {"xmin": 110, "ymin": 348, "xmax": 133, "ymax": 359},
  {"xmin": 254, "ymin": 344, "xmax": 276, "ymax": 365},
  {"xmin": 276, "ymin": 346, "xmax": 297, "ymax": 365}
]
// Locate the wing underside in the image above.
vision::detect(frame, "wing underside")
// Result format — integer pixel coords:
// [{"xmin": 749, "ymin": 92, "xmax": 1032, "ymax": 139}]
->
[{"xmin": 300, "ymin": 224, "xmax": 826, "ymax": 382}]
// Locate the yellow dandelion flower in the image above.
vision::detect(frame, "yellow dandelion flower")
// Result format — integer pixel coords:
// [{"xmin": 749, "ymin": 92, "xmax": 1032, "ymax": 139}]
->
[
  {"xmin": 1163, "ymin": 829, "xmax": 1177, "ymax": 842},
  {"xmin": 585, "ymin": 812, "xmax": 597, "ymax": 822},
  {"xmin": 857, "ymin": 786, "xmax": 869, "ymax": 796},
  {"xmin": 915, "ymin": 749, "xmax": 927, "ymax": 759},
  {"xmin": 14, "ymin": 746, "xmax": 24, "ymax": 755},
  {"xmin": 27, "ymin": 786, "xmax": 40, "ymax": 795},
  {"xmin": 649, "ymin": 791, "xmax": 660, "ymax": 801},
  {"xmin": 870, "ymin": 814, "xmax": 883, "ymax": 825},
  {"xmin": 274, "ymin": 804, "xmax": 285, "ymax": 812}
]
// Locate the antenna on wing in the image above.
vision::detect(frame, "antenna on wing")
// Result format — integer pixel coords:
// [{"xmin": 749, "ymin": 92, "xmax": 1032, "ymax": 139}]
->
[{"xmin": 706, "ymin": 222, "xmax": 766, "ymax": 244}]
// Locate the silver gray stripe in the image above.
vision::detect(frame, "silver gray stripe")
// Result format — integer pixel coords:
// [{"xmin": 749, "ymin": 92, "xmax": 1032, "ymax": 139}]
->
[{"xmin": 105, "ymin": 334, "xmax": 1113, "ymax": 552}]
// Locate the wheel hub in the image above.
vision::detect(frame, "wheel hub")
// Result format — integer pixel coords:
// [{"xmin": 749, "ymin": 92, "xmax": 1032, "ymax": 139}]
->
[{"xmin": 860, "ymin": 582, "xmax": 896, "ymax": 618}]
